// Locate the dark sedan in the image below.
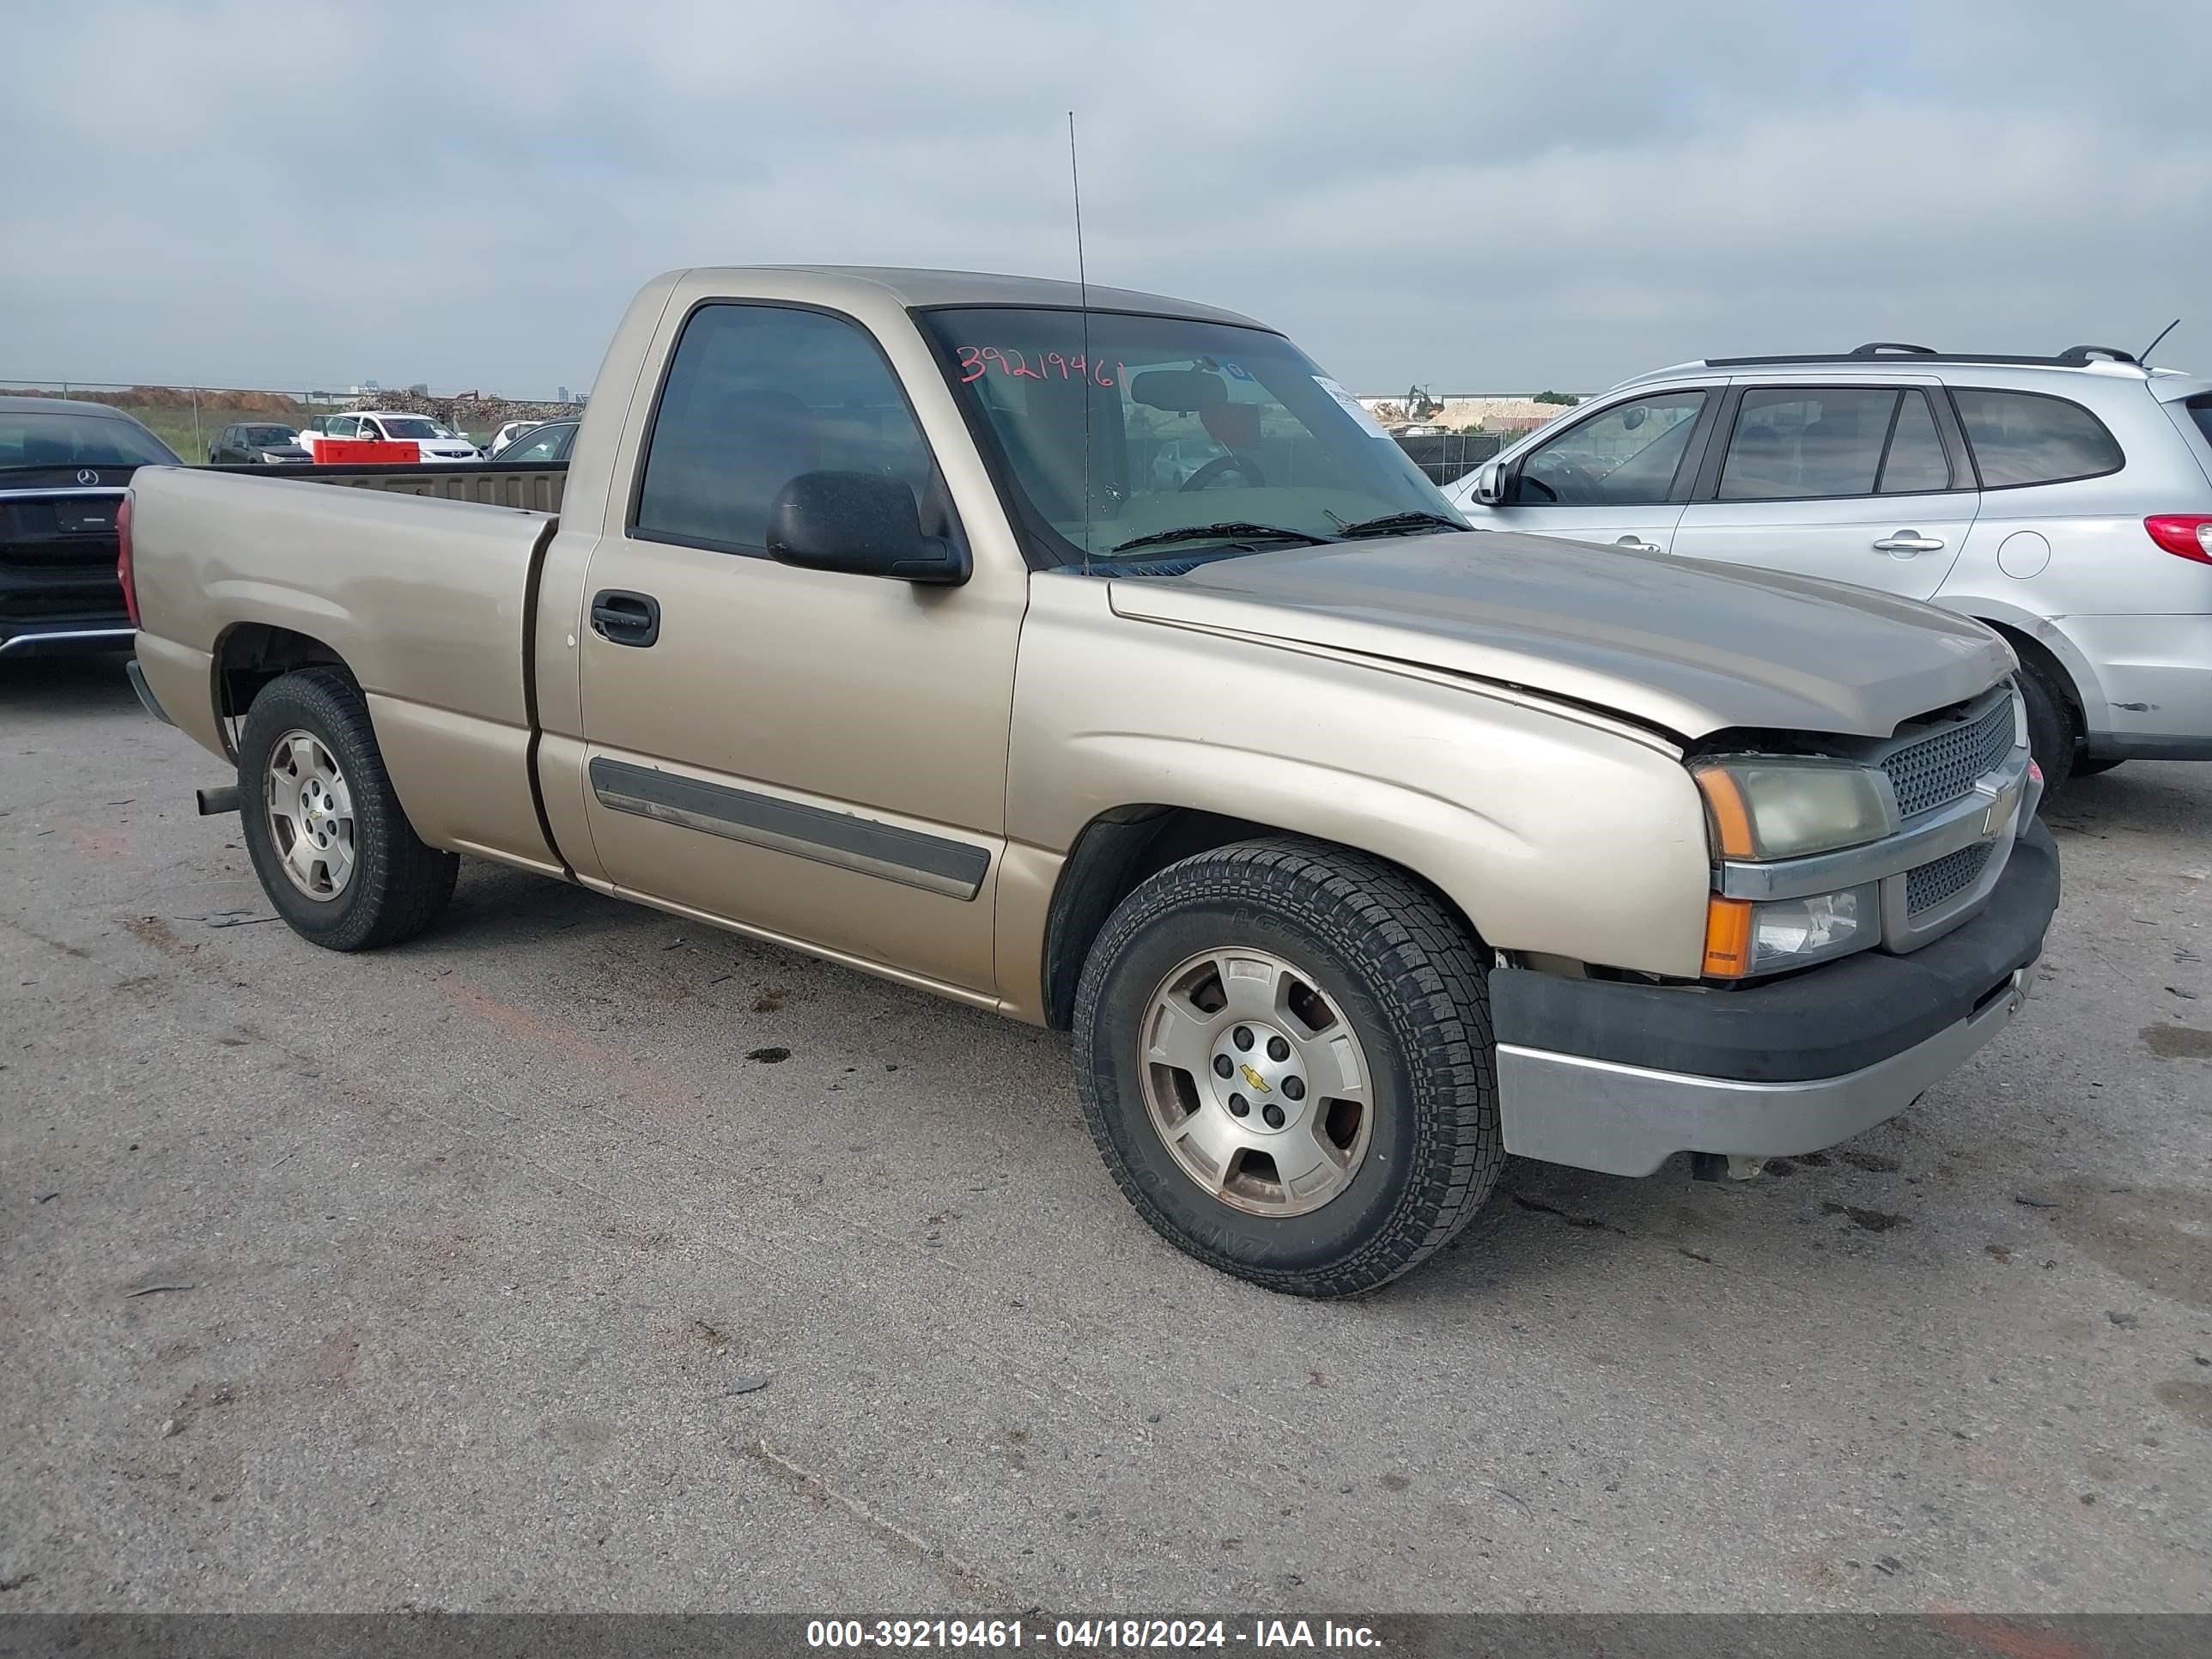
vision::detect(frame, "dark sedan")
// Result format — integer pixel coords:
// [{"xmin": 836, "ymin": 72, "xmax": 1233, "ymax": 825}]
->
[
  {"xmin": 210, "ymin": 422, "xmax": 312, "ymax": 465},
  {"xmin": 0, "ymin": 396, "xmax": 179, "ymax": 659}
]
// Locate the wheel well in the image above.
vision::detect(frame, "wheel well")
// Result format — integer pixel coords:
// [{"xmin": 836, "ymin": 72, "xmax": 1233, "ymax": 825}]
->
[
  {"xmin": 214, "ymin": 624, "xmax": 349, "ymax": 738},
  {"xmin": 1978, "ymin": 619, "xmax": 2082, "ymax": 738},
  {"xmin": 1038, "ymin": 806, "xmax": 1481, "ymax": 1030}
]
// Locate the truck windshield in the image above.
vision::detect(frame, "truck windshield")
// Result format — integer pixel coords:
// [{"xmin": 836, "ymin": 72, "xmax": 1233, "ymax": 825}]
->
[{"xmin": 921, "ymin": 307, "xmax": 1456, "ymax": 565}]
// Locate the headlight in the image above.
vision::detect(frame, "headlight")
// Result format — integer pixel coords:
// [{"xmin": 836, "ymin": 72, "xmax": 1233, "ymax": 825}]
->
[
  {"xmin": 1690, "ymin": 757, "xmax": 1893, "ymax": 860},
  {"xmin": 1705, "ymin": 883, "xmax": 1876, "ymax": 978}
]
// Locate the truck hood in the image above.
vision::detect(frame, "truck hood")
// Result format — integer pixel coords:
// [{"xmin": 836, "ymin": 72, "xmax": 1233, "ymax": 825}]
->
[{"xmin": 1106, "ymin": 531, "xmax": 2013, "ymax": 741}]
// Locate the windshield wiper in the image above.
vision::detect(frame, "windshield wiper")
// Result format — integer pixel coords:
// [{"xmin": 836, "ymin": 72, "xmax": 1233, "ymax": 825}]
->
[
  {"xmin": 1332, "ymin": 510, "xmax": 1469, "ymax": 539},
  {"xmin": 1109, "ymin": 521, "xmax": 1335, "ymax": 555}
]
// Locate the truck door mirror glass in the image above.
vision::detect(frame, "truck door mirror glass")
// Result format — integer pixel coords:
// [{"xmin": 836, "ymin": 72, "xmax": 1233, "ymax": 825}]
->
[
  {"xmin": 1471, "ymin": 460, "xmax": 1506, "ymax": 506},
  {"xmin": 766, "ymin": 471, "xmax": 969, "ymax": 586}
]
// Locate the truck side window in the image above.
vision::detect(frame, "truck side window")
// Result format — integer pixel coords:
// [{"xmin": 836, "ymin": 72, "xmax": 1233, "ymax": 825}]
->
[
  {"xmin": 1516, "ymin": 392, "xmax": 1705, "ymax": 506},
  {"xmin": 634, "ymin": 302, "xmax": 940, "ymax": 558}
]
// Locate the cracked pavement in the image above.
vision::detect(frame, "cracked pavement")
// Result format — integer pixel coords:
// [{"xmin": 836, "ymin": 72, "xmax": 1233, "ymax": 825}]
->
[{"xmin": 3, "ymin": 656, "xmax": 2208, "ymax": 1612}]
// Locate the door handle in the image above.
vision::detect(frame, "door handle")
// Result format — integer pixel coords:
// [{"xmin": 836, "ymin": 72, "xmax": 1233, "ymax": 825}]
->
[
  {"xmin": 589, "ymin": 589, "xmax": 660, "ymax": 647},
  {"xmin": 1873, "ymin": 532, "xmax": 1945, "ymax": 554},
  {"xmin": 1615, "ymin": 536, "xmax": 1662, "ymax": 555}
]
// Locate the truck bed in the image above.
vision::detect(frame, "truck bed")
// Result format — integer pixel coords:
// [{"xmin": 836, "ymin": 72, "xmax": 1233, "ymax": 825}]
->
[
  {"xmin": 128, "ymin": 463, "xmax": 566, "ymax": 874},
  {"xmin": 211, "ymin": 459, "xmax": 567, "ymax": 514}
]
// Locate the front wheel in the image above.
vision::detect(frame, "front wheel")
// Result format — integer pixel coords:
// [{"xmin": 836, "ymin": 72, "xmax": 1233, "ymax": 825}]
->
[
  {"xmin": 1073, "ymin": 838, "xmax": 1503, "ymax": 1297},
  {"xmin": 237, "ymin": 668, "xmax": 459, "ymax": 951}
]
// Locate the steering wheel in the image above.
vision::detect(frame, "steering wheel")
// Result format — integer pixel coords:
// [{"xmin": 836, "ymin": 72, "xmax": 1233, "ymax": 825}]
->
[
  {"xmin": 1180, "ymin": 453, "xmax": 1266, "ymax": 491},
  {"xmin": 1517, "ymin": 461, "xmax": 1596, "ymax": 504}
]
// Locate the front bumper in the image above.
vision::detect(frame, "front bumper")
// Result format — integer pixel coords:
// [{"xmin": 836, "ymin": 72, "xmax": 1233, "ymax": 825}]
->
[{"xmin": 1492, "ymin": 821, "xmax": 2059, "ymax": 1176}]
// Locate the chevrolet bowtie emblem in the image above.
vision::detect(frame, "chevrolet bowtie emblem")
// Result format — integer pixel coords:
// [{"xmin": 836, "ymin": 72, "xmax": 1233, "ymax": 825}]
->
[{"xmin": 1239, "ymin": 1063, "xmax": 1272, "ymax": 1094}]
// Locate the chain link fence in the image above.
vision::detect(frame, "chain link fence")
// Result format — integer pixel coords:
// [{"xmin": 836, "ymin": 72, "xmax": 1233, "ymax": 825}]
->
[
  {"xmin": 10, "ymin": 377, "xmax": 1505, "ymax": 484},
  {"xmin": 1391, "ymin": 430, "xmax": 1504, "ymax": 486},
  {"xmin": 1, "ymin": 380, "xmax": 583, "ymax": 461}
]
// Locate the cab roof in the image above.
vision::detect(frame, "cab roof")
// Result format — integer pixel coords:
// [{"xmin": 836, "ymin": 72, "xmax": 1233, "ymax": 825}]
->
[{"xmin": 672, "ymin": 265, "xmax": 1270, "ymax": 331}]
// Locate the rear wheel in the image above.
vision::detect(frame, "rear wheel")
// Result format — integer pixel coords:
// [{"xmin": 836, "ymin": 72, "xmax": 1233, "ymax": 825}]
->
[
  {"xmin": 1073, "ymin": 837, "xmax": 1503, "ymax": 1297},
  {"xmin": 238, "ymin": 669, "xmax": 458, "ymax": 951}
]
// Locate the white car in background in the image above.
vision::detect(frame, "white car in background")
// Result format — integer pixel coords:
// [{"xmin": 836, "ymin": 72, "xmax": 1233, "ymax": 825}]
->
[
  {"xmin": 297, "ymin": 412, "xmax": 480, "ymax": 463},
  {"xmin": 486, "ymin": 420, "xmax": 543, "ymax": 457}
]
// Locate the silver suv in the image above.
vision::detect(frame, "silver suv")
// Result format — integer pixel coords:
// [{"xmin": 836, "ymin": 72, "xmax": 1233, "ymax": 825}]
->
[{"xmin": 1445, "ymin": 343, "xmax": 2212, "ymax": 793}]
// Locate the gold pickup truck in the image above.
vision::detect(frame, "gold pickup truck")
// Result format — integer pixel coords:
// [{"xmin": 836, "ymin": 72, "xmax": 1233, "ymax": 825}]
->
[{"xmin": 121, "ymin": 267, "xmax": 2059, "ymax": 1295}]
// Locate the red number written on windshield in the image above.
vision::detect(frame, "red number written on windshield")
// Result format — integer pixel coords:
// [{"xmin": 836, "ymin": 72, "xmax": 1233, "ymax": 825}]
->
[{"xmin": 957, "ymin": 346, "xmax": 1123, "ymax": 387}]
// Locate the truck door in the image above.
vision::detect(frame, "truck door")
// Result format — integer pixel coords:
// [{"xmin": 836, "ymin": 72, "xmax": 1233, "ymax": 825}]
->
[{"xmin": 572, "ymin": 300, "xmax": 1023, "ymax": 997}]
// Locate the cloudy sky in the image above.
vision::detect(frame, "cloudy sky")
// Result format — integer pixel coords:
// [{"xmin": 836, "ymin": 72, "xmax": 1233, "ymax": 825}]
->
[{"xmin": 4, "ymin": 1, "xmax": 2205, "ymax": 399}]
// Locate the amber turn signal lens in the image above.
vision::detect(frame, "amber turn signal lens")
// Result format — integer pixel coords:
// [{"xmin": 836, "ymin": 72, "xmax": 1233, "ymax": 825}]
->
[
  {"xmin": 1694, "ymin": 767, "xmax": 1756, "ymax": 860},
  {"xmin": 1703, "ymin": 896, "xmax": 1754, "ymax": 978}
]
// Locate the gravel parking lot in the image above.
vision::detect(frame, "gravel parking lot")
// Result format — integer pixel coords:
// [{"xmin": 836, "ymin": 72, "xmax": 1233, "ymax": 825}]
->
[{"xmin": 3, "ymin": 654, "xmax": 2208, "ymax": 1614}]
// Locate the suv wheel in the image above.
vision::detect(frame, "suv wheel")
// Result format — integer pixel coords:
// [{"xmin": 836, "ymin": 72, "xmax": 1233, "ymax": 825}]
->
[
  {"xmin": 2015, "ymin": 658, "xmax": 2078, "ymax": 800},
  {"xmin": 1073, "ymin": 838, "xmax": 1503, "ymax": 1297}
]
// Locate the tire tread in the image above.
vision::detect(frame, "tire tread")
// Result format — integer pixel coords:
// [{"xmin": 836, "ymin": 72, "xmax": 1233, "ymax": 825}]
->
[
  {"xmin": 1072, "ymin": 836, "xmax": 1503, "ymax": 1297},
  {"xmin": 239, "ymin": 668, "xmax": 458, "ymax": 951}
]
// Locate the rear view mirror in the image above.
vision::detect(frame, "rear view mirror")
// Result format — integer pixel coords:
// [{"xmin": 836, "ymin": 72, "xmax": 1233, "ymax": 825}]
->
[
  {"xmin": 1130, "ymin": 369, "xmax": 1227, "ymax": 414},
  {"xmin": 766, "ymin": 471, "xmax": 969, "ymax": 586},
  {"xmin": 1470, "ymin": 460, "xmax": 1506, "ymax": 507}
]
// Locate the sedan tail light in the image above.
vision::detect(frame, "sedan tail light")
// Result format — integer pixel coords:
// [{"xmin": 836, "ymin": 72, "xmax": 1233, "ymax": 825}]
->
[
  {"xmin": 2144, "ymin": 514, "xmax": 2212, "ymax": 564},
  {"xmin": 117, "ymin": 490, "xmax": 139, "ymax": 626}
]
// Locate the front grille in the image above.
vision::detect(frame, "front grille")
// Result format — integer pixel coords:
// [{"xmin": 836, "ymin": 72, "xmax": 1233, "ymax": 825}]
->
[
  {"xmin": 1881, "ymin": 694, "xmax": 2016, "ymax": 818},
  {"xmin": 1906, "ymin": 841, "xmax": 1995, "ymax": 915}
]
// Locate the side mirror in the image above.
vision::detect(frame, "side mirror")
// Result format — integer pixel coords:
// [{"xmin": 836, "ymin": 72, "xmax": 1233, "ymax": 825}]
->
[
  {"xmin": 1470, "ymin": 460, "xmax": 1506, "ymax": 507},
  {"xmin": 766, "ymin": 471, "xmax": 969, "ymax": 586}
]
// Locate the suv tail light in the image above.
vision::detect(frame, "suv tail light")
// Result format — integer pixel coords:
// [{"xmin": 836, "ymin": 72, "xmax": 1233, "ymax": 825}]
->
[
  {"xmin": 117, "ymin": 490, "xmax": 139, "ymax": 626},
  {"xmin": 2145, "ymin": 514, "xmax": 2212, "ymax": 564}
]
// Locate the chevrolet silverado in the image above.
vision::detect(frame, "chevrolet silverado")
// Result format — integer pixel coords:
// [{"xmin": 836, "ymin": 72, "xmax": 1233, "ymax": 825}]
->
[{"xmin": 121, "ymin": 266, "xmax": 2060, "ymax": 1295}]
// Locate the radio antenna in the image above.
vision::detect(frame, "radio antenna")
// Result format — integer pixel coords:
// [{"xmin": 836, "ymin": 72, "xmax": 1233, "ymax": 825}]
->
[
  {"xmin": 1069, "ymin": 110, "xmax": 1093, "ymax": 575},
  {"xmin": 2140, "ymin": 317, "xmax": 2180, "ymax": 364}
]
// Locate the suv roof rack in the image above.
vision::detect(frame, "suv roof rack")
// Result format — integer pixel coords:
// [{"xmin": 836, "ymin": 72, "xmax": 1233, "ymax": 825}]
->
[{"xmin": 1703, "ymin": 343, "xmax": 2142, "ymax": 369}]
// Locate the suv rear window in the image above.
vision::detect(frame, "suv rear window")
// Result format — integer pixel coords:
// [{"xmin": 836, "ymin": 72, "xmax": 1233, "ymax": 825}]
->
[
  {"xmin": 2185, "ymin": 395, "xmax": 2212, "ymax": 446},
  {"xmin": 1949, "ymin": 388, "xmax": 2122, "ymax": 488}
]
